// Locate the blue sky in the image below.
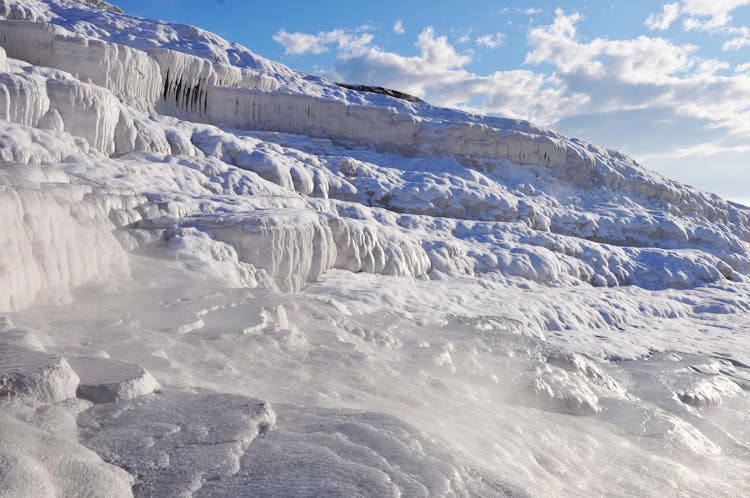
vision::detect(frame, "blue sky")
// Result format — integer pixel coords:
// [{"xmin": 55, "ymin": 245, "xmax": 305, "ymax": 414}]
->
[{"xmin": 115, "ymin": 0, "xmax": 750, "ymax": 204}]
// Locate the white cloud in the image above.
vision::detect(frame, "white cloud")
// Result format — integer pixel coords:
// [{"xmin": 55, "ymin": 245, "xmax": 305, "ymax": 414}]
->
[
  {"xmin": 525, "ymin": 9, "xmax": 750, "ymax": 134},
  {"xmin": 273, "ymin": 28, "xmax": 373, "ymax": 56},
  {"xmin": 645, "ymin": 3, "xmax": 680, "ymax": 30},
  {"xmin": 327, "ymin": 27, "xmax": 584, "ymax": 124},
  {"xmin": 475, "ymin": 33, "xmax": 506, "ymax": 48},
  {"xmin": 273, "ymin": 30, "xmax": 327, "ymax": 55},
  {"xmin": 393, "ymin": 20, "xmax": 405, "ymax": 35},
  {"xmin": 453, "ymin": 28, "xmax": 474, "ymax": 45},
  {"xmin": 697, "ymin": 59, "xmax": 731, "ymax": 74},
  {"xmin": 413, "ymin": 27, "xmax": 472, "ymax": 68},
  {"xmin": 646, "ymin": 1, "xmax": 750, "ymax": 46},
  {"xmin": 681, "ymin": 0, "xmax": 750, "ymax": 30},
  {"xmin": 724, "ymin": 36, "xmax": 750, "ymax": 49},
  {"xmin": 496, "ymin": 7, "xmax": 543, "ymax": 16},
  {"xmin": 640, "ymin": 138, "xmax": 750, "ymax": 200},
  {"xmin": 527, "ymin": 9, "xmax": 697, "ymax": 82},
  {"xmin": 641, "ymin": 141, "xmax": 750, "ymax": 160},
  {"xmin": 722, "ymin": 26, "xmax": 750, "ymax": 49}
]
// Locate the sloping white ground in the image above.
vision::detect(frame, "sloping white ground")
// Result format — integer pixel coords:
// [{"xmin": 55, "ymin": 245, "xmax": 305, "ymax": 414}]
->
[
  {"xmin": 9, "ymin": 261, "xmax": 749, "ymax": 496},
  {"xmin": 0, "ymin": 401, "xmax": 134, "ymax": 498},
  {"xmin": 0, "ymin": 0, "xmax": 748, "ymax": 497},
  {"xmin": 0, "ymin": 325, "xmax": 135, "ymax": 497},
  {"xmin": 78, "ymin": 388, "xmax": 275, "ymax": 497}
]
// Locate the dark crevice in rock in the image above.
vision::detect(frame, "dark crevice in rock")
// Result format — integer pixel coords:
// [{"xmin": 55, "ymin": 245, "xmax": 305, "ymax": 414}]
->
[{"xmin": 335, "ymin": 82, "xmax": 424, "ymax": 103}]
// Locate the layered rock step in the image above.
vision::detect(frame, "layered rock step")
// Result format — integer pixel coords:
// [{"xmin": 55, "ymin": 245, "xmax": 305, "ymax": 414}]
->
[
  {"xmin": 0, "ymin": 343, "xmax": 79, "ymax": 402},
  {"xmin": 67, "ymin": 356, "xmax": 161, "ymax": 403},
  {"xmin": 1, "ymin": 320, "xmax": 160, "ymax": 404}
]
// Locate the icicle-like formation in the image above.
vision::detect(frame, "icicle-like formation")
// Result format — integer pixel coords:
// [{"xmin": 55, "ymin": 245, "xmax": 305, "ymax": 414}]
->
[
  {"xmin": 0, "ymin": 71, "xmax": 48, "ymax": 125},
  {"xmin": 150, "ymin": 48, "xmax": 279, "ymax": 118},
  {"xmin": 46, "ymin": 78, "xmax": 120, "ymax": 154}
]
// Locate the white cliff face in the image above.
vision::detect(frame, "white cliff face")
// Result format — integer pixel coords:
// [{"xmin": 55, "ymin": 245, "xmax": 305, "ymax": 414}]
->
[
  {"xmin": 175, "ymin": 210, "xmax": 431, "ymax": 292},
  {"xmin": 0, "ymin": 165, "xmax": 130, "ymax": 312},
  {"xmin": 0, "ymin": 70, "xmax": 49, "ymax": 126},
  {"xmin": 151, "ymin": 47, "xmax": 280, "ymax": 118},
  {"xmin": 0, "ymin": 20, "xmax": 161, "ymax": 110},
  {"xmin": 46, "ymin": 78, "xmax": 120, "ymax": 153},
  {"xmin": 0, "ymin": 1, "xmax": 749, "ymax": 497}
]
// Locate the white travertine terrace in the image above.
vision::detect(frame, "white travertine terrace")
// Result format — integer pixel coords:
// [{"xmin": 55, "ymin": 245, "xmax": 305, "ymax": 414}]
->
[
  {"xmin": 0, "ymin": 18, "xmax": 588, "ymax": 171},
  {"xmin": 0, "ymin": 2, "xmax": 749, "ymax": 496}
]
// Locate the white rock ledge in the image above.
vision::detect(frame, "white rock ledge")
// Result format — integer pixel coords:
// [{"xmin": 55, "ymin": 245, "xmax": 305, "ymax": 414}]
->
[
  {"xmin": 0, "ymin": 343, "xmax": 79, "ymax": 402},
  {"xmin": 68, "ymin": 356, "xmax": 161, "ymax": 403}
]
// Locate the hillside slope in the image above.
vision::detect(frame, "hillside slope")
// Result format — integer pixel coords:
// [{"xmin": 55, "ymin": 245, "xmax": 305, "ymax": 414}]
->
[{"xmin": 0, "ymin": 1, "xmax": 749, "ymax": 496}]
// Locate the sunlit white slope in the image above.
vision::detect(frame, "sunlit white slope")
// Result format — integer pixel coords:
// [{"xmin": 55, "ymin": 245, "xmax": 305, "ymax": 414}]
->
[{"xmin": 0, "ymin": 1, "xmax": 748, "ymax": 497}]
